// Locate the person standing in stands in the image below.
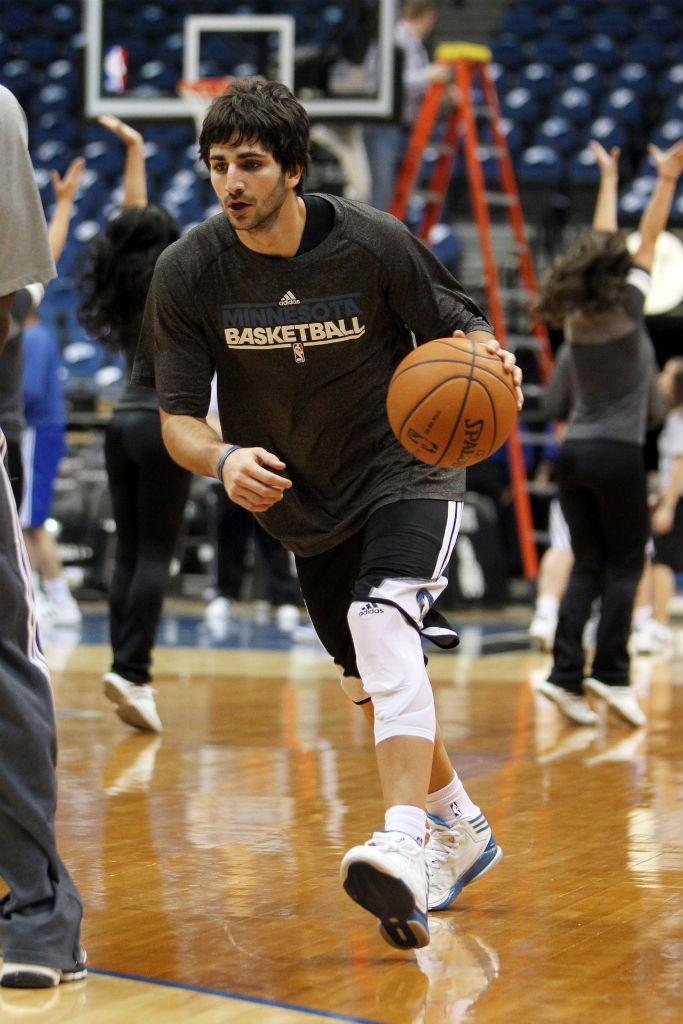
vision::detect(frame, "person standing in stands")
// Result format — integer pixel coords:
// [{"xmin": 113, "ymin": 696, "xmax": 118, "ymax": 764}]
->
[
  {"xmin": 535, "ymin": 137, "xmax": 683, "ymax": 728},
  {"xmin": 76, "ymin": 115, "xmax": 191, "ymax": 734},
  {"xmin": 364, "ymin": 0, "xmax": 450, "ymax": 211},
  {"xmin": 0, "ymin": 82, "xmax": 86, "ymax": 990},
  {"xmin": 133, "ymin": 79, "xmax": 522, "ymax": 949}
]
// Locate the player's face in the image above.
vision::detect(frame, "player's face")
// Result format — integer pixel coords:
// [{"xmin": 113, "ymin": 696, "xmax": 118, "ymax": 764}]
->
[{"xmin": 208, "ymin": 139, "xmax": 300, "ymax": 235}]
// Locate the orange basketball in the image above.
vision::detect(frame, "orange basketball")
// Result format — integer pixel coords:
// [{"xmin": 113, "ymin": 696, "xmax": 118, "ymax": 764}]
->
[{"xmin": 386, "ymin": 336, "xmax": 518, "ymax": 467}]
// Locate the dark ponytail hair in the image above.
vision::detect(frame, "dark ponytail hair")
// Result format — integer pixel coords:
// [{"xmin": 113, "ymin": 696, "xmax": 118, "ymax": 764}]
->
[{"xmin": 77, "ymin": 204, "xmax": 179, "ymax": 353}]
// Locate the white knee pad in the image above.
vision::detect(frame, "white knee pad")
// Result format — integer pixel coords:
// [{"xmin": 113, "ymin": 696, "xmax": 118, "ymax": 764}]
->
[{"xmin": 347, "ymin": 600, "xmax": 435, "ymax": 745}]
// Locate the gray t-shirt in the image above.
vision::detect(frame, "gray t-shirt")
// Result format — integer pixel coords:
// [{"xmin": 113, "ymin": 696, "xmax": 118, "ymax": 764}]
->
[
  {"xmin": 134, "ymin": 195, "xmax": 493, "ymax": 556},
  {"xmin": 0, "ymin": 86, "xmax": 56, "ymax": 296},
  {"xmin": 563, "ymin": 267, "xmax": 664, "ymax": 445},
  {"xmin": 0, "ymin": 86, "xmax": 56, "ymax": 446}
]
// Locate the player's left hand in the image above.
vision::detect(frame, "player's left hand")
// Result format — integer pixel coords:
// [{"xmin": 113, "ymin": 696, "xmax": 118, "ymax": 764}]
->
[{"xmin": 456, "ymin": 330, "xmax": 524, "ymax": 409}]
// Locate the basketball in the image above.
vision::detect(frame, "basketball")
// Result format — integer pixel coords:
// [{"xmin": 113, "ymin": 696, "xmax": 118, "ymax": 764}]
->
[{"xmin": 386, "ymin": 336, "xmax": 518, "ymax": 467}]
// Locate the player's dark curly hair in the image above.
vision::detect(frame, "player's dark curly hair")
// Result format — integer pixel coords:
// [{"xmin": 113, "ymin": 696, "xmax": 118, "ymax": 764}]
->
[
  {"xmin": 198, "ymin": 78, "xmax": 310, "ymax": 195},
  {"xmin": 535, "ymin": 229, "xmax": 633, "ymax": 327},
  {"xmin": 76, "ymin": 204, "xmax": 179, "ymax": 353}
]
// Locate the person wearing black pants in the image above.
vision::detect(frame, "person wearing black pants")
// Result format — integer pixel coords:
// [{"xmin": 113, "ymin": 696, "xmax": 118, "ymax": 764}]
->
[
  {"xmin": 535, "ymin": 137, "xmax": 682, "ymax": 728},
  {"xmin": 105, "ymin": 404, "xmax": 191, "ymax": 687},
  {"xmin": 76, "ymin": 115, "xmax": 190, "ymax": 733},
  {"xmin": 206, "ymin": 482, "xmax": 301, "ymax": 620},
  {"xmin": 551, "ymin": 440, "xmax": 649, "ymax": 693}
]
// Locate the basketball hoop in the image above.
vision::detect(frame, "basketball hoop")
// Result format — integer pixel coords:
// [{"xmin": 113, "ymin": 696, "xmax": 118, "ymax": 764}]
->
[{"xmin": 177, "ymin": 77, "xmax": 233, "ymax": 135}]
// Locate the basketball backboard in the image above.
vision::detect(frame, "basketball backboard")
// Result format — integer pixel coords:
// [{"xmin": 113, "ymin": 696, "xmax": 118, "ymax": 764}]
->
[{"xmin": 84, "ymin": 0, "xmax": 397, "ymax": 121}]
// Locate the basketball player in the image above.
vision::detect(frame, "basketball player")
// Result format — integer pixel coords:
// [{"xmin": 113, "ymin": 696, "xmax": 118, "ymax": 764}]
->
[
  {"xmin": 134, "ymin": 79, "xmax": 522, "ymax": 950},
  {"xmin": 0, "ymin": 84, "xmax": 86, "ymax": 988}
]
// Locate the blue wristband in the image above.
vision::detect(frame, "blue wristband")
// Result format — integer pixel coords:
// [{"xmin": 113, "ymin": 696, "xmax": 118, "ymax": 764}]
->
[{"xmin": 217, "ymin": 445, "xmax": 241, "ymax": 480}]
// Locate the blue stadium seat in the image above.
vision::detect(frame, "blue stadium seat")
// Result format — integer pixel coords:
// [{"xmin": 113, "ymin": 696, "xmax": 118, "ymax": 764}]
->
[
  {"xmin": 598, "ymin": 87, "xmax": 642, "ymax": 128},
  {"xmin": 637, "ymin": 7, "xmax": 680, "ymax": 41},
  {"xmin": 623, "ymin": 39, "xmax": 667, "ymax": 70},
  {"xmin": 500, "ymin": 87, "xmax": 540, "ymax": 125},
  {"xmin": 499, "ymin": 8, "xmax": 540, "ymax": 40},
  {"xmin": 662, "ymin": 94, "xmax": 683, "ymax": 121},
  {"xmin": 612, "ymin": 63, "xmax": 652, "ymax": 101},
  {"xmin": 568, "ymin": 147, "xmax": 602, "ymax": 185},
  {"xmin": 593, "ymin": 9, "xmax": 634, "ymax": 42},
  {"xmin": 547, "ymin": 5, "xmax": 586, "ymax": 42},
  {"xmin": 517, "ymin": 145, "xmax": 564, "ymax": 185},
  {"xmin": 657, "ymin": 64, "xmax": 683, "ymax": 100},
  {"xmin": 650, "ymin": 119, "xmax": 683, "ymax": 150},
  {"xmin": 551, "ymin": 87, "xmax": 594, "ymax": 125},
  {"xmin": 21, "ymin": 36, "xmax": 55, "ymax": 65},
  {"xmin": 577, "ymin": 35, "xmax": 622, "ymax": 71},
  {"xmin": 529, "ymin": 36, "xmax": 574, "ymax": 71},
  {"xmin": 567, "ymin": 62, "xmax": 605, "ymax": 99},
  {"xmin": 490, "ymin": 34, "xmax": 529, "ymax": 72},
  {"xmin": 586, "ymin": 116, "xmax": 627, "ymax": 151},
  {"xmin": 498, "ymin": 118, "xmax": 526, "ymax": 156},
  {"xmin": 518, "ymin": 62, "xmax": 556, "ymax": 97},
  {"xmin": 45, "ymin": 4, "xmax": 81, "ymax": 39},
  {"xmin": 533, "ymin": 116, "xmax": 578, "ymax": 155},
  {"xmin": 33, "ymin": 138, "xmax": 71, "ymax": 171}
]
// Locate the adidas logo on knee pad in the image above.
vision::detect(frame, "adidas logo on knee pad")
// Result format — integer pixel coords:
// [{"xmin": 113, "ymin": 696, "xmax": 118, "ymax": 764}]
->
[{"xmin": 358, "ymin": 602, "xmax": 384, "ymax": 616}]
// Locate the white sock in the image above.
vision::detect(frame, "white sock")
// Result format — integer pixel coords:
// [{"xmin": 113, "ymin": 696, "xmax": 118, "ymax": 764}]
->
[
  {"xmin": 536, "ymin": 594, "xmax": 559, "ymax": 620},
  {"xmin": 384, "ymin": 805, "xmax": 427, "ymax": 846},
  {"xmin": 426, "ymin": 773, "xmax": 479, "ymax": 824},
  {"xmin": 32, "ymin": 572, "xmax": 42, "ymax": 595},
  {"xmin": 44, "ymin": 575, "xmax": 72, "ymax": 604}
]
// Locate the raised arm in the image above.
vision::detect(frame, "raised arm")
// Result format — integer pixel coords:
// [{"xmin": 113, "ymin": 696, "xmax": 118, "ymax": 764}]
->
[
  {"xmin": 632, "ymin": 139, "xmax": 683, "ymax": 271},
  {"xmin": 48, "ymin": 157, "xmax": 85, "ymax": 263},
  {"xmin": 589, "ymin": 140, "xmax": 620, "ymax": 233},
  {"xmin": 98, "ymin": 114, "xmax": 147, "ymax": 208}
]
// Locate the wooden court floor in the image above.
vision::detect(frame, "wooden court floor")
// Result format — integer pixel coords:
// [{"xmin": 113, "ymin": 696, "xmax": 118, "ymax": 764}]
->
[{"xmin": 1, "ymin": 607, "xmax": 681, "ymax": 1024}]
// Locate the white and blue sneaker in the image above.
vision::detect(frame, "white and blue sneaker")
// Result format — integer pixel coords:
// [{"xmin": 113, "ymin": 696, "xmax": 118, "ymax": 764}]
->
[
  {"xmin": 341, "ymin": 831, "xmax": 429, "ymax": 949},
  {"xmin": 426, "ymin": 812, "xmax": 502, "ymax": 911}
]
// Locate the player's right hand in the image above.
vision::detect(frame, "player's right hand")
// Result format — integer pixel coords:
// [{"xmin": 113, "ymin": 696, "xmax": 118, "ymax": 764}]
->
[{"xmin": 220, "ymin": 447, "xmax": 292, "ymax": 512}]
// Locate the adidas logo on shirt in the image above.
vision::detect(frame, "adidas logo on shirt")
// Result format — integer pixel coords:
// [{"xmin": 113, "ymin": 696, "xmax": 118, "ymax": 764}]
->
[{"xmin": 278, "ymin": 291, "xmax": 300, "ymax": 305}]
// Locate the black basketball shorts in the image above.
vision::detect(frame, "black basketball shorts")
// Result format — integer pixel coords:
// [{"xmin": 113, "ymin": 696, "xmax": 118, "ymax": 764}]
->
[{"xmin": 294, "ymin": 498, "xmax": 461, "ymax": 677}]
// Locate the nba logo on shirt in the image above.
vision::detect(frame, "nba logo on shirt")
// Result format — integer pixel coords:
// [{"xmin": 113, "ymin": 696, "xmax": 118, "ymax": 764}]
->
[{"xmin": 293, "ymin": 342, "xmax": 305, "ymax": 363}]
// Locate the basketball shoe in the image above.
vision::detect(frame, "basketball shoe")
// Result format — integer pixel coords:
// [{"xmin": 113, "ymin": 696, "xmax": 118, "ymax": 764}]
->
[
  {"xmin": 425, "ymin": 812, "xmax": 502, "ymax": 911},
  {"xmin": 341, "ymin": 831, "xmax": 429, "ymax": 949},
  {"xmin": 583, "ymin": 678, "xmax": 646, "ymax": 728},
  {"xmin": 103, "ymin": 672, "xmax": 162, "ymax": 733},
  {"xmin": 0, "ymin": 948, "xmax": 87, "ymax": 988},
  {"xmin": 534, "ymin": 679, "xmax": 599, "ymax": 726}
]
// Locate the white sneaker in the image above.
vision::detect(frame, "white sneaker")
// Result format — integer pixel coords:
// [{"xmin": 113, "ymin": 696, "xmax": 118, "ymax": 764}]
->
[
  {"xmin": 46, "ymin": 594, "xmax": 82, "ymax": 628},
  {"xmin": 528, "ymin": 614, "xmax": 556, "ymax": 651},
  {"xmin": 583, "ymin": 677, "xmax": 646, "ymax": 727},
  {"xmin": 204, "ymin": 596, "xmax": 233, "ymax": 621},
  {"xmin": 103, "ymin": 672, "xmax": 162, "ymax": 733},
  {"xmin": 340, "ymin": 831, "xmax": 429, "ymax": 949},
  {"xmin": 629, "ymin": 620, "xmax": 673, "ymax": 657},
  {"xmin": 534, "ymin": 679, "xmax": 599, "ymax": 726},
  {"xmin": 275, "ymin": 603, "xmax": 300, "ymax": 631},
  {"xmin": 425, "ymin": 813, "xmax": 502, "ymax": 911}
]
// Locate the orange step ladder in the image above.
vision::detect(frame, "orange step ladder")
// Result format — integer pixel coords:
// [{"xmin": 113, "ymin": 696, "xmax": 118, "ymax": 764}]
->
[{"xmin": 389, "ymin": 42, "xmax": 554, "ymax": 579}]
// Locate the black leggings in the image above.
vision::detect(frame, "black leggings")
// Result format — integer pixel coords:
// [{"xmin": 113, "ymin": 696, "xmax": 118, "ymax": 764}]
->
[
  {"xmin": 549, "ymin": 440, "xmax": 648, "ymax": 692},
  {"xmin": 105, "ymin": 408, "xmax": 191, "ymax": 683}
]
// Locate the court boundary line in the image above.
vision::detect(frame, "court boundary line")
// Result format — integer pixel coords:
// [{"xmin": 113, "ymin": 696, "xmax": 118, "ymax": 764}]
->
[{"xmin": 89, "ymin": 968, "xmax": 385, "ymax": 1024}]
